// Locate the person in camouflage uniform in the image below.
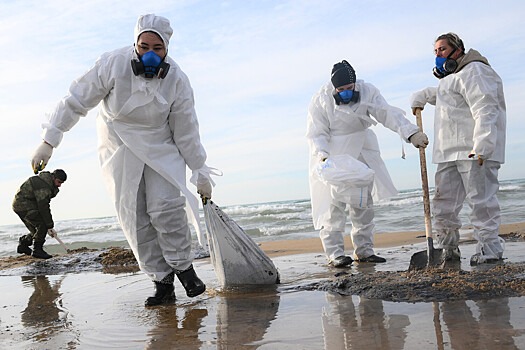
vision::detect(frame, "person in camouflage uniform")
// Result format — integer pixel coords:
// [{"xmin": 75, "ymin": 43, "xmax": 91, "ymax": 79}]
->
[{"xmin": 12, "ymin": 169, "xmax": 67, "ymax": 259}]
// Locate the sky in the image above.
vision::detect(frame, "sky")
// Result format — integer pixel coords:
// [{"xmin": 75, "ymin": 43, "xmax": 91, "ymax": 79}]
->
[{"xmin": 1, "ymin": 0, "xmax": 524, "ymax": 226}]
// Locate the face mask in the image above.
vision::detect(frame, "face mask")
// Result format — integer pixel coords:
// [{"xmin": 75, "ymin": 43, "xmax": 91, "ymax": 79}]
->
[
  {"xmin": 131, "ymin": 50, "xmax": 170, "ymax": 79},
  {"xmin": 333, "ymin": 89, "xmax": 359, "ymax": 105},
  {"xmin": 338, "ymin": 90, "xmax": 354, "ymax": 103},
  {"xmin": 433, "ymin": 48, "xmax": 458, "ymax": 79},
  {"xmin": 141, "ymin": 51, "xmax": 163, "ymax": 78},
  {"xmin": 435, "ymin": 56, "xmax": 447, "ymax": 74}
]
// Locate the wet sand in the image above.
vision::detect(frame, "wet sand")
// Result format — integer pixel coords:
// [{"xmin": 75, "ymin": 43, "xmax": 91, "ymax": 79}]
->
[{"xmin": 1, "ymin": 223, "xmax": 525, "ymax": 349}]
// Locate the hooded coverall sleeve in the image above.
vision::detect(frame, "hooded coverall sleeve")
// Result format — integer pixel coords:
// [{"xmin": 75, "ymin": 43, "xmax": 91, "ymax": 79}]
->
[
  {"xmin": 306, "ymin": 95, "xmax": 331, "ymax": 158},
  {"xmin": 42, "ymin": 57, "xmax": 113, "ymax": 147},
  {"xmin": 365, "ymin": 83, "xmax": 419, "ymax": 141},
  {"xmin": 459, "ymin": 64, "xmax": 503, "ymax": 159},
  {"xmin": 410, "ymin": 87, "xmax": 437, "ymax": 109},
  {"xmin": 168, "ymin": 71, "xmax": 207, "ymax": 171}
]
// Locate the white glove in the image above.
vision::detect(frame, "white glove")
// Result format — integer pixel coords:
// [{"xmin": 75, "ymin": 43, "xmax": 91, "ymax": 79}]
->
[
  {"xmin": 31, "ymin": 142, "xmax": 53, "ymax": 174},
  {"xmin": 409, "ymin": 131, "xmax": 429, "ymax": 148},
  {"xmin": 47, "ymin": 228, "xmax": 57, "ymax": 238},
  {"xmin": 468, "ymin": 151, "xmax": 486, "ymax": 166},
  {"xmin": 197, "ymin": 174, "xmax": 212, "ymax": 199}
]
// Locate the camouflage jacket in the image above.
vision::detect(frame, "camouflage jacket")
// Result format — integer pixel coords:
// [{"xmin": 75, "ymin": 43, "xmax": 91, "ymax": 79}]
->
[{"xmin": 12, "ymin": 172, "xmax": 60, "ymax": 229}]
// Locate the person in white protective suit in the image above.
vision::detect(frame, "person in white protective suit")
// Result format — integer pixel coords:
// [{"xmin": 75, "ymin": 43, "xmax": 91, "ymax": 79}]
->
[
  {"xmin": 30, "ymin": 14, "xmax": 215, "ymax": 306},
  {"xmin": 306, "ymin": 60, "xmax": 429, "ymax": 267},
  {"xmin": 410, "ymin": 32, "xmax": 507, "ymax": 266}
]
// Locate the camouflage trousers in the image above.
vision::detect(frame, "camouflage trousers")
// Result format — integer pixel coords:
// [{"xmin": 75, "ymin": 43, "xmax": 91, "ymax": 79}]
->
[{"xmin": 14, "ymin": 210, "xmax": 48, "ymax": 245}]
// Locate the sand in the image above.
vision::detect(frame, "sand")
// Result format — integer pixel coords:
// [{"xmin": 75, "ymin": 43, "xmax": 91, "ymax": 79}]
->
[
  {"xmin": 258, "ymin": 222, "xmax": 525, "ymax": 257},
  {"xmin": 1, "ymin": 222, "xmax": 525, "ymax": 349}
]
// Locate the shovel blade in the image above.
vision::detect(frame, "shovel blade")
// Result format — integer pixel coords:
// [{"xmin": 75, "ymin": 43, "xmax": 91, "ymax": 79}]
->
[{"xmin": 408, "ymin": 248, "xmax": 445, "ymax": 271}]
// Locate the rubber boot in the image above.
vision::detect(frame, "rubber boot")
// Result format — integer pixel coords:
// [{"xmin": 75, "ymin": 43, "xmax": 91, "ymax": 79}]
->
[
  {"xmin": 329, "ymin": 255, "xmax": 353, "ymax": 268},
  {"xmin": 145, "ymin": 272, "xmax": 176, "ymax": 307},
  {"xmin": 32, "ymin": 242, "xmax": 52, "ymax": 259},
  {"xmin": 176, "ymin": 265, "xmax": 206, "ymax": 297},
  {"xmin": 17, "ymin": 236, "xmax": 33, "ymax": 256},
  {"xmin": 145, "ymin": 283, "xmax": 175, "ymax": 306}
]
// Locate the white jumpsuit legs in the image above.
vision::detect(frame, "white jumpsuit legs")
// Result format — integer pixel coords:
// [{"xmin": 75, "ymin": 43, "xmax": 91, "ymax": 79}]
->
[
  {"xmin": 319, "ymin": 186, "xmax": 375, "ymax": 260},
  {"xmin": 433, "ymin": 160, "xmax": 503, "ymax": 259},
  {"xmin": 135, "ymin": 165, "xmax": 193, "ymax": 281}
]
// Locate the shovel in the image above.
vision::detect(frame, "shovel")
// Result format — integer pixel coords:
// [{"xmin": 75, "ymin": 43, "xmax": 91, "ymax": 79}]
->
[
  {"xmin": 408, "ymin": 108, "xmax": 443, "ymax": 270},
  {"xmin": 48, "ymin": 229, "xmax": 70, "ymax": 253}
]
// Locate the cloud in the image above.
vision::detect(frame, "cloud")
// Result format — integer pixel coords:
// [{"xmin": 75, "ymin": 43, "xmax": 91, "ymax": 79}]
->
[{"xmin": 1, "ymin": 0, "xmax": 524, "ymax": 225}]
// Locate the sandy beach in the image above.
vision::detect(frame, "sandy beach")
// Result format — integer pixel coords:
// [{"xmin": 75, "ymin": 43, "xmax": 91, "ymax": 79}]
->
[
  {"xmin": 259, "ymin": 221, "xmax": 525, "ymax": 257},
  {"xmin": 1, "ymin": 222, "xmax": 525, "ymax": 349}
]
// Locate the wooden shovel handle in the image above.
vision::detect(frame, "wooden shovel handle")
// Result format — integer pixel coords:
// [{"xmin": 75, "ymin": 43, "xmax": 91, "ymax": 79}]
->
[
  {"xmin": 415, "ymin": 109, "xmax": 433, "ymax": 240},
  {"xmin": 54, "ymin": 234, "xmax": 70, "ymax": 253}
]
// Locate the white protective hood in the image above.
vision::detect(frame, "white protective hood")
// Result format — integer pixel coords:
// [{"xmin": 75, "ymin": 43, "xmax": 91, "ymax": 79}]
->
[{"xmin": 134, "ymin": 14, "xmax": 173, "ymax": 47}]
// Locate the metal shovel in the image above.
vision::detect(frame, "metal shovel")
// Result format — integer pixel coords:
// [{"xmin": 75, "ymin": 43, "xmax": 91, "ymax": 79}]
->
[{"xmin": 408, "ymin": 108, "xmax": 443, "ymax": 270}]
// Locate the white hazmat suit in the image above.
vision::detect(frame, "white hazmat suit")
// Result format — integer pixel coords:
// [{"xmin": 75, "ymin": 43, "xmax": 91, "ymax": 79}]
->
[
  {"xmin": 410, "ymin": 48, "xmax": 506, "ymax": 263},
  {"xmin": 307, "ymin": 80, "xmax": 420, "ymax": 261},
  {"xmin": 35, "ymin": 15, "xmax": 212, "ymax": 283}
]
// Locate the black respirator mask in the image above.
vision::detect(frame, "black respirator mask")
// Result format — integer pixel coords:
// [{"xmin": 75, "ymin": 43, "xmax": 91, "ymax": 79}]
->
[
  {"xmin": 131, "ymin": 49, "xmax": 170, "ymax": 79},
  {"xmin": 433, "ymin": 48, "xmax": 458, "ymax": 79}
]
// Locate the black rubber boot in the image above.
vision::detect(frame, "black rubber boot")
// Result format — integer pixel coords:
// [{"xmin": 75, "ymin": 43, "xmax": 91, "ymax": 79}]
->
[
  {"xmin": 145, "ymin": 272, "xmax": 176, "ymax": 307},
  {"xmin": 329, "ymin": 255, "xmax": 353, "ymax": 268},
  {"xmin": 176, "ymin": 265, "xmax": 206, "ymax": 297},
  {"xmin": 17, "ymin": 236, "xmax": 33, "ymax": 256},
  {"xmin": 357, "ymin": 254, "xmax": 386, "ymax": 263},
  {"xmin": 32, "ymin": 242, "xmax": 52, "ymax": 259}
]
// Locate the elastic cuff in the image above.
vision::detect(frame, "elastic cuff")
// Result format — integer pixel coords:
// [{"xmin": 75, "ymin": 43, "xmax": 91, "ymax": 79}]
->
[
  {"xmin": 189, "ymin": 165, "xmax": 222, "ymax": 187},
  {"xmin": 41, "ymin": 123, "xmax": 63, "ymax": 148}
]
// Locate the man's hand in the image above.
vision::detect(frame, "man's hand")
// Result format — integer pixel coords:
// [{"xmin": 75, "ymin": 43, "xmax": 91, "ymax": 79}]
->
[
  {"xmin": 468, "ymin": 152, "xmax": 485, "ymax": 166},
  {"xmin": 31, "ymin": 142, "xmax": 53, "ymax": 174},
  {"xmin": 409, "ymin": 131, "xmax": 429, "ymax": 148},
  {"xmin": 411, "ymin": 106, "xmax": 425, "ymax": 116},
  {"xmin": 47, "ymin": 228, "xmax": 57, "ymax": 238}
]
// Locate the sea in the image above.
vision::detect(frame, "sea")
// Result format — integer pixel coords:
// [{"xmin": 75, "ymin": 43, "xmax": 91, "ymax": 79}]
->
[{"xmin": 1, "ymin": 178, "xmax": 524, "ymax": 258}]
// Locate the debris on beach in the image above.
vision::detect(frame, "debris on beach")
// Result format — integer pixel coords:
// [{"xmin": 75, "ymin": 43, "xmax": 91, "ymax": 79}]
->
[
  {"xmin": 309, "ymin": 262, "xmax": 525, "ymax": 302},
  {"xmin": 295, "ymin": 231, "xmax": 525, "ymax": 303},
  {"xmin": 0, "ymin": 240, "xmax": 210, "ymax": 276},
  {"xmin": 0, "ymin": 247, "xmax": 139, "ymax": 276}
]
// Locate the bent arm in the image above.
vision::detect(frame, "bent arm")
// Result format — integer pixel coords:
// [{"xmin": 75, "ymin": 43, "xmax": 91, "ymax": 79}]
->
[
  {"xmin": 410, "ymin": 87, "xmax": 437, "ymax": 112},
  {"xmin": 30, "ymin": 178, "xmax": 55, "ymax": 228},
  {"xmin": 367, "ymin": 84, "xmax": 419, "ymax": 141},
  {"xmin": 168, "ymin": 72, "xmax": 207, "ymax": 170},
  {"xmin": 462, "ymin": 65, "xmax": 504, "ymax": 159}
]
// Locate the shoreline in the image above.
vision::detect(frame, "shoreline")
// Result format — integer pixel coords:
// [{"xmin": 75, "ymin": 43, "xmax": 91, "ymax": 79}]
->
[
  {"xmin": 259, "ymin": 222, "xmax": 525, "ymax": 258},
  {"xmin": 1, "ymin": 222, "xmax": 523, "ymax": 273}
]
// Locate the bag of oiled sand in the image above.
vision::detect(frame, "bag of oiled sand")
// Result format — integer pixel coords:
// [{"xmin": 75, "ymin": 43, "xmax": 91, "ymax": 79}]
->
[{"xmin": 203, "ymin": 200, "xmax": 280, "ymax": 288}]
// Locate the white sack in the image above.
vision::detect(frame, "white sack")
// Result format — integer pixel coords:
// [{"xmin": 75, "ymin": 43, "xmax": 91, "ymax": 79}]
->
[
  {"xmin": 203, "ymin": 200, "xmax": 280, "ymax": 288},
  {"xmin": 317, "ymin": 154, "xmax": 375, "ymax": 206}
]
